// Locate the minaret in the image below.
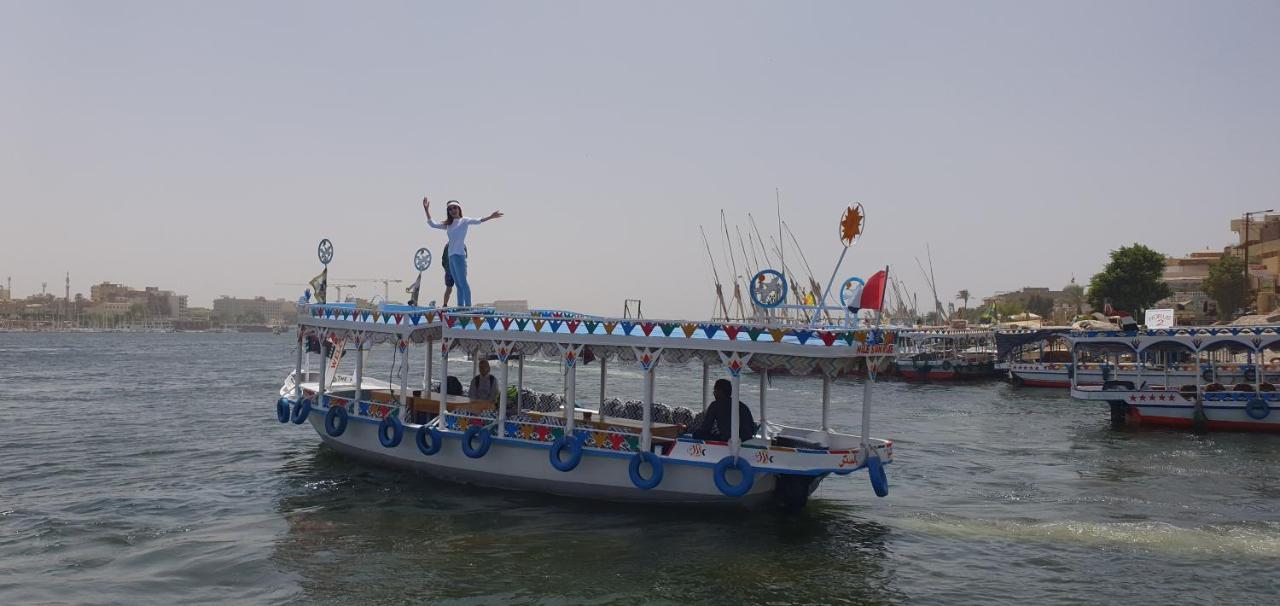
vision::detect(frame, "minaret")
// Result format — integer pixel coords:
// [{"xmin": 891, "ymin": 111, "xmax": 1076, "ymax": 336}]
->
[{"xmin": 65, "ymin": 272, "xmax": 70, "ymax": 302}]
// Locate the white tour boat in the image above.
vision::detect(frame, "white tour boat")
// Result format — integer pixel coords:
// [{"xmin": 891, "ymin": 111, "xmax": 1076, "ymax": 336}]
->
[
  {"xmin": 1068, "ymin": 326, "xmax": 1280, "ymax": 431},
  {"xmin": 894, "ymin": 329, "xmax": 997, "ymax": 381},
  {"xmin": 1003, "ymin": 329, "xmax": 1265, "ymax": 388},
  {"xmin": 275, "ymin": 211, "xmax": 899, "ymax": 509}
]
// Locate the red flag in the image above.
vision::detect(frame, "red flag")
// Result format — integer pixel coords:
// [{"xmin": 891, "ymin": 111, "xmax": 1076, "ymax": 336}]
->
[{"xmin": 860, "ymin": 270, "xmax": 888, "ymax": 311}]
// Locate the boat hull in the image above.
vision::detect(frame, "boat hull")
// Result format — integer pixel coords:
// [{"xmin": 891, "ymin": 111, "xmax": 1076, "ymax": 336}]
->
[
  {"xmin": 306, "ymin": 413, "xmax": 783, "ymax": 505},
  {"xmin": 1070, "ymin": 387, "xmax": 1280, "ymax": 432}
]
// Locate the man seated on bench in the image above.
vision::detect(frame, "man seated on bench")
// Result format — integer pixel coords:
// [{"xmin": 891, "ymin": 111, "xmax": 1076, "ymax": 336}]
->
[
  {"xmin": 469, "ymin": 359, "xmax": 499, "ymax": 403},
  {"xmin": 690, "ymin": 379, "xmax": 757, "ymax": 442}
]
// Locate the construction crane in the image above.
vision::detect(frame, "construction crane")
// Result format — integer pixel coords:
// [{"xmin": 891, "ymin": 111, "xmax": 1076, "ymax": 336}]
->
[
  {"xmin": 342, "ymin": 278, "xmax": 405, "ymax": 302},
  {"xmin": 275, "ymin": 282, "xmax": 357, "ymax": 302}
]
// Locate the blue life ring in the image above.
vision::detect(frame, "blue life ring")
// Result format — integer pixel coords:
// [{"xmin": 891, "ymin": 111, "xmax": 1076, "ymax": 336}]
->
[
  {"xmin": 461, "ymin": 425, "xmax": 492, "ymax": 458},
  {"xmin": 276, "ymin": 398, "xmax": 290, "ymax": 423},
  {"xmin": 713, "ymin": 455, "xmax": 755, "ymax": 497},
  {"xmin": 867, "ymin": 454, "xmax": 888, "ymax": 497},
  {"xmin": 290, "ymin": 398, "xmax": 311, "ymax": 424},
  {"xmin": 1244, "ymin": 366, "xmax": 1258, "ymax": 382},
  {"xmin": 324, "ymin": 405, "xmax": 348, "ymax": 437},
  {"xmin": 549, "ymin": 435, "xmax": 583, "ymax": 472},
  {"xmin": 379, "ymin": 414, "xmax": 404, "ymax": 448},
  {"xmin": 416, "ymin": 425, "xmax": 442, "ymax": 456},
  {"xmin": 628, "ymin": 451, "xmax": 664, "ymax": 489},
  {"xmin": 1201, "ymin": 367, "xmax": 1214, "ymax": 382},
  {"xmin": 1246, "ymin": 397, "xmax": 1271, "ymax": 420}
]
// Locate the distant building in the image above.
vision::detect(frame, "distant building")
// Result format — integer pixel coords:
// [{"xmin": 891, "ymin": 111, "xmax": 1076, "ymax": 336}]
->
[
  {"xmin": 1230, "ymin": 214, "xmax": 1280, "ymax": 314},
  {"xmin": 483, "ymin": 299, "xmax": 529, "ymax": 313},
  {"xmin": 0, "ymin": 286, "xmax": 9, "ymax": 302},
  {"xmin": 1157, "ymin": 251, "xmax": 1222, "ymax": 324},
  {"xmin": 88, "ymin": 282, "xmax": 188, "ymax": 318},
  {"xmin": 981, "ymin": 287, "xmax": 1081, "ymax": 324},
  {"xmin": 213, "ymin": 296, "xmax": 297, "ymax": 325}
]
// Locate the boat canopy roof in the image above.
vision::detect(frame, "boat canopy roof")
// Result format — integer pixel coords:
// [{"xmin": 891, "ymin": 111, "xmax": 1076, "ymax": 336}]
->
[
  {"xmin": 1066, "ymin": 325, "xmax": 1280, "ymax": 354},
  {"xmin": 995, "ymin": 328, "xmax": 1071, "ymax": 358},
  {"xmin": 296, "ymin": 303, "xmax": 899, "ymax": 375}
]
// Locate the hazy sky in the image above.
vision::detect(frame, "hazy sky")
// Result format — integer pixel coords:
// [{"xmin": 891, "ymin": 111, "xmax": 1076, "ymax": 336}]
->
[{"xmin": 4, "ymin": 1, "xmax": 1278, "ymax": 318}]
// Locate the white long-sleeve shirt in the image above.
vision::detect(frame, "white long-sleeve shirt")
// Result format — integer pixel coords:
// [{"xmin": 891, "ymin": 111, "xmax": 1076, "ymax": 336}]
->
[{"xmin": 428, "ymin": 217, "xmax": 481, "ymax": 257}]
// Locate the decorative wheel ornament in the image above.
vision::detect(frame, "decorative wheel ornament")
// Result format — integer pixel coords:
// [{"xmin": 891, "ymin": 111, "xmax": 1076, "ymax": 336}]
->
[
  {"xmin": 840, "ymin": 204, "xmax": 865, "ymax": 247},
  {"xmin": 750, "ymin": 269, "xmax": 787, "ymax": 308},
  {"xmin": 840, "ymin": 277, "xmax": 866, "ymax": 309},
  {"xmin": 317, "ymin": 239, "xmax": 334, "ymax": 265},
  {"xmin": 413, "ymin": 247, "xmax": 432, "ymax": 271}
]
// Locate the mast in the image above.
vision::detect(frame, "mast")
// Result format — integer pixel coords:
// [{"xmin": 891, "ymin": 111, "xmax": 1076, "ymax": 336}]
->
[{"xmin": 699, "ymin": 225, "xmax": 731, "ymax": 320}]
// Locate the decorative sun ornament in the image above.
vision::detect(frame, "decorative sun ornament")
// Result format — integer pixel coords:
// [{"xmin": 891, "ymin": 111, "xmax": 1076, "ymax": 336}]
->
[{"xmin": 840, "ymin": 204, "xmax": 866, "ymax": 247}]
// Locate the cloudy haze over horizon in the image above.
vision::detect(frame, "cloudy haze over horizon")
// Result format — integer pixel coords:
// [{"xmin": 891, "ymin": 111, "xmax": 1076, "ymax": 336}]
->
[{"xmin": 4, "ymin": 1, "xmax": 1277, "ymax": 318}]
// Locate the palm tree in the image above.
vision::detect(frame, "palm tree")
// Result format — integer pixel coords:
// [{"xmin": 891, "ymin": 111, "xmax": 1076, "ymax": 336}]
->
[{"xmin": 955, "ymin": 289, "xmax": 970, "ymax": 318}]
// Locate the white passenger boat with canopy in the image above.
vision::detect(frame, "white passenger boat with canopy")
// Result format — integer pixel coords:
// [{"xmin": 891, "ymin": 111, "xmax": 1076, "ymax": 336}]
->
[
  {"xmin": 275, "ymin": 208, "xmax": 899, "ymax": 509},
  {"xmin": 1068, "ymin": 326, "xmax": 1280, "ymax": 432}
]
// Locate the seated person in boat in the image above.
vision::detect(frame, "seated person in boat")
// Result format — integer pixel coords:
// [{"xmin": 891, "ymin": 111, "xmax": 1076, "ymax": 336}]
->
[
  {"xmin": 469, "ymin": 359, "xmax": 499, "ymax": 402},
  {"xmin": 691, "ymin": 379, "xmax": 757, "ymax": 442},
  {"xmin": 446, "ymin": 375, "xmax": 464, "ymax": 396}
]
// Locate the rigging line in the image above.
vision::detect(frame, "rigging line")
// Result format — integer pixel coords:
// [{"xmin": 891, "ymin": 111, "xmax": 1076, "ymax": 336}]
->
[
  {"xmin": 782, "ymin": 221, "xmax": 820, "ymax": 290},
  {"xmin": 748, "ymin": 213, "xmax": 776, "ymax": 269},
  {"xmin": 769, "ymin": 238, "xmax": 807, "ymax": 308},
  {"xmin": 776, "ymin": 188, "xmax": 784, "ymax": 294},
  {"xmin": 782, "ymin": 220, "xmax": 830, "ymax": 322},
  {"xmin": 926, "ymin": 243, "xmax": 946, "ymax": 322},
  {"xmin": 720, "ymin": 211, "xmax": 746, "ymax": 320},
  {"xmin": 735, "ymin": 225, "xmax": 757, "ymax": 280},
  {"xmin": 735, "ymin": 225, "xmax": 757, "ymax": 321},
  {"xmin": 700, "ymin": 225, "xmax": 731, "ymax": 320}
]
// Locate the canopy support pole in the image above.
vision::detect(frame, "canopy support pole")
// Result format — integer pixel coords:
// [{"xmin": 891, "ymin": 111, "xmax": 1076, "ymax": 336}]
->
[
  {"xmin": 599, "ymin": 356, "xmax": 608, "ymax": 423},
  {"xmin": 352, "ymin": 338, "xmax": 364, "ymax": 414},
  {"xmin": 438, "ymin": 339, "xmax": 450, "ymax": 421},
  {"xmin": 316, "ymin": 332, "xmax": 328, "ymax": 407},
  {"xmin": 821, "ymin": 371, "xmax": 832, "ymax": 432},
  {"xmin": 423, "ymin": 338, "xmax": 433, "ymax": 391},
  {"xmin": 701, "ymin": 361, "xmax": 710, "ymax": 412},
  {"xmin": 759, "ymin": 369, "xmax": 768, "ymax": 439},
  {"xmin": 293, "ymin": 332, "xmax": 304, "ymax": 403},
  {"xmin": 399, "ymin": 339, "xmax": 409, "ymax": 419}
]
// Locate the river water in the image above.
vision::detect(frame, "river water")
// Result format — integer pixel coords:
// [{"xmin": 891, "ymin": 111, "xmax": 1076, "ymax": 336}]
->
[{"xmin": 2, "ymin": 332, "xmax": 1277, "ymax": 605}]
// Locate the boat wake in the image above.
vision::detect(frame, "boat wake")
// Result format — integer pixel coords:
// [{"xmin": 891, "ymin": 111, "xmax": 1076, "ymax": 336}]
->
[{"xmin": 894, "ymin": 514, "xmax": 1280, "ymax": 557}]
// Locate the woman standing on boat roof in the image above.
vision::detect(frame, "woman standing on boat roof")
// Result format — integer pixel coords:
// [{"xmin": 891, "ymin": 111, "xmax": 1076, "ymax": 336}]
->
[{"xmin": 422, "ymin": 196, "xmax": 503, "ymax": 307}]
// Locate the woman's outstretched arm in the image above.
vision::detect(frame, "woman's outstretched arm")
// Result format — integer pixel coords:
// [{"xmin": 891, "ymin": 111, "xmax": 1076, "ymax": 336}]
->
[
  {"xmin": 423, "ymin": 197, "xmax": 444, "ymax": 229},
  {"xmin": 479, "ymin": 210, "xmax": 504, "ymax": 223}
]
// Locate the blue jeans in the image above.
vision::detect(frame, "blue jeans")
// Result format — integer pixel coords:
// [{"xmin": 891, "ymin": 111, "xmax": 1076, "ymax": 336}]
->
[{"xmin": 448, "ymin": 254, "xmax": 471, "ymax": 307}]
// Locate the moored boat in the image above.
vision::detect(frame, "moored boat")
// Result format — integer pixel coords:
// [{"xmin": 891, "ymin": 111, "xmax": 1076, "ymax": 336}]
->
[
  {"xmin": 894, "ymin": 329, "xmax": 997, "ymax": 381},
  {"xmin": 1068, "ymin": 326, "xmax": 1280, "ymax": 431}
]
